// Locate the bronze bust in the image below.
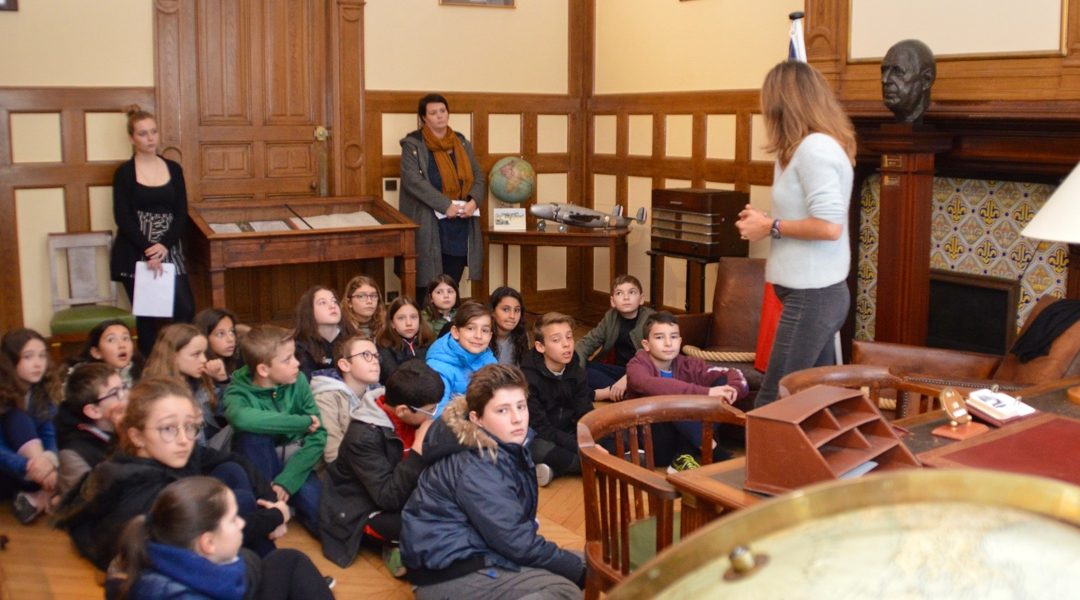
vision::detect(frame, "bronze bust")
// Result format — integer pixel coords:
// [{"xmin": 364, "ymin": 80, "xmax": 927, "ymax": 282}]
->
[{"xmin": 881, "ymin": 40, "xmax": 936, "ymax": 123}]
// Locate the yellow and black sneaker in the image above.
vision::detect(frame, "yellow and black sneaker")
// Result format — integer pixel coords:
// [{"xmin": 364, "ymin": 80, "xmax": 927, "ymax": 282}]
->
[{"xmin": 666, "ymin": 454, "xmax": 701, "ymax": 475}]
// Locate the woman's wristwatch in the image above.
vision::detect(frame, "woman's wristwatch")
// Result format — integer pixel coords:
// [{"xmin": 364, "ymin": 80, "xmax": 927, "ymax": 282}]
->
[{"xmin": 770, "ymin": 219, "xmax": 782, "ymax": 239}]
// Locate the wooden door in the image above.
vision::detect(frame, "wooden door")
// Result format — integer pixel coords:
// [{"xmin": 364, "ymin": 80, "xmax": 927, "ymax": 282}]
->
[{"xmin": 156, "ymin": 0, "xmax": 370, "ymax": 323}]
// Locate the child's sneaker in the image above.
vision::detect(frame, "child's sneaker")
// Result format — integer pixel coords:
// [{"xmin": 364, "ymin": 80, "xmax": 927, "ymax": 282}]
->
[
  {"xmin": 13, "ymin": 492, "xmax": 42, "ymax": 525},
  {"xmin": 666, "ymin": 454, "xmax": 701, "ymax": 474},
  {"xmin": 535, "ymin": 463, "xmax": 553, "ymax": 487},
  {"xmin": 323, "ymin": 575, "xmax": 336, "ymax": 589},
  {"xmin": 382, "ymin": 545, "xmax": 406, "ymax": 578}
]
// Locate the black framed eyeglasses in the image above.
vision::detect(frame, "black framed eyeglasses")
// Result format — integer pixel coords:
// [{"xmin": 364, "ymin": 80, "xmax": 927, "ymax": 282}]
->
[
  {"xmin": 155, "ymin": 422, "xmax": 203, "ymax": 442},
  {"xmin": 345, "ymin": 350, "xmax": 378, "ymax": 363},
  {"xmin": 96, "ymin": 383, "xmax": 130, "ymax": 403}
]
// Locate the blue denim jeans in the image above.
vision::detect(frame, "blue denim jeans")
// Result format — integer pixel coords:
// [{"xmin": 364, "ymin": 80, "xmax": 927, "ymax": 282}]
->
[
  {"xmin": 234, "ymin": 432, "xmax": 322, "ymax": 538},
  {"xmin": 755, "ymin": 281, "xmax": 850, "ymax": 407}
]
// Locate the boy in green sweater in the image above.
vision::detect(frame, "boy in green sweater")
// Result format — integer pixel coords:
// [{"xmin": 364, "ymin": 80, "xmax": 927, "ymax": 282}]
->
[{"xmin": 224, "ymin": 324, "xmax": 327, "ymax": 536}]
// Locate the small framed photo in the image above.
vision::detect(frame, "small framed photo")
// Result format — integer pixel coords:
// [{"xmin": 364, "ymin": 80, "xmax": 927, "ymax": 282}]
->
[
  {"xmin": 440, "ymin": 0, "xmax": 514, "ymax": 7},
  {"xmin": 0, "ymin": 0, "xmax": 19, "ymax": 11},
  {"xmin": 493, "ymin": 208, "xmax": 527, "ymax": 231}
]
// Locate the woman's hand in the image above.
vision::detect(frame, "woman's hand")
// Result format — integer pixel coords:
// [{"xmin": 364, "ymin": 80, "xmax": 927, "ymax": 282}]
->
[
  {"xmin": 144, "ymin": 243, "xmax": 168, "ymax": 262},
  {"xmin": 147, "ymin": 257, "xmax": 165, "ymax": 277},
  {"xmin": 461, "ymin": 198, "xmax": 478, "ymax": 217},
  {"xmin": 736, "ymin": 204, "xmax": 771, "ymax": 242}
]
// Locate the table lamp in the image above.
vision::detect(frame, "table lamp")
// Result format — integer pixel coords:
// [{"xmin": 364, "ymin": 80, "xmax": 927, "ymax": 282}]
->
[{"xmin": 1020, "ymin": 162, "xmax": 1080, "ymax": 404}]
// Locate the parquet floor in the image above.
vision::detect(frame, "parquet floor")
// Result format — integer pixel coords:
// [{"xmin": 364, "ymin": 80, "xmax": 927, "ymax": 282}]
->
[{"xmin": 0, "ymin": 474, "xmax": 587, "ymax": 600}]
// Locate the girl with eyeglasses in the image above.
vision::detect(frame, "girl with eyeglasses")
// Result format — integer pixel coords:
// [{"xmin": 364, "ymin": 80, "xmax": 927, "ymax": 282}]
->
[
  {"xmin": 293, "ymin": 285, "xmax": 343, "ymax": 381},
  {"xmin": 0, "ymin": 329, "xmax": 63, "ymax": 523},
  {"xmin": 377, "ymin": 296, "xmax": 435, "ymax": 386},
  {"xmin": 55, "ymin": 363, "xmax": 128, "ymax": 497},
  {"xmin": 341, "ymin": 275, "xmax": 385, "ymax": 339},
  {"xmin": 145, "ymin": 324, "xmax": 230, "ymax": 450},
  {"xmin": 56, "ymin": 377, "xmax": 292, "ymax": 571},
  {"xmin": 193, "ymin": 308, "xmax": 243, "ymax": 397}
]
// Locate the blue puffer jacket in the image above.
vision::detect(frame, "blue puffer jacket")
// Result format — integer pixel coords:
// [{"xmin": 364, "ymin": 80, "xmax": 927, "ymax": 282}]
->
[
  {"xmin": 400, "ymin": 396, "xmax": 585, "ymax": 586},
  {"xmin": 424, "ymin": 334, "xmax": 496, "ymax": 417}
]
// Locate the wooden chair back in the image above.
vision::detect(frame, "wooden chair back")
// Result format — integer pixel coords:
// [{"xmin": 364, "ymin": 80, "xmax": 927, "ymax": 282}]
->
[
  {"xmin": 779, "ymin": 364, "xmax": 943, "ymax": 418},
  {"xmin": 576, "ymin": 395, "xmax": 746, "ymax": 599},
  {"xmin": 47, "ymin": 231, "xmax": 118, "ymax": 313}
]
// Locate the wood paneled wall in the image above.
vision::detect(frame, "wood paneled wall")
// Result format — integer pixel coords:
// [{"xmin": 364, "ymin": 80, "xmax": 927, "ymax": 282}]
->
[{"xmin": 0, "ymin": 87, "xmax": 155, "ymax": 332}]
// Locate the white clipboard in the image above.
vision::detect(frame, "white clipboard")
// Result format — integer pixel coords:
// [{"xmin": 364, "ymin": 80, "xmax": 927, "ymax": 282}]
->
[{"xmin": 132, "ymin": 261, "xmax": 176, "ymax": 317}]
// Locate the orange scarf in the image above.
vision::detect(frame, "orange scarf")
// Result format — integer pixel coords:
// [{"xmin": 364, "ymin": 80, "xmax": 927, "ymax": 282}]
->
[{"xmin": 422, "ymin": 126, "xmax": 474, "ymax": 201}]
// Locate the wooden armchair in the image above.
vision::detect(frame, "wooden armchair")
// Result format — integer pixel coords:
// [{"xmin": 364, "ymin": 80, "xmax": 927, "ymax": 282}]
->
[
  {"xmin": 577, "ymin": 395, "xmax": 746, "ymax": 599},
  {"xmin": 676, "ymin": 257, "xmax": 766, "ymax": 389},
  {"xmin": 778, "ymin": 364, "xmax": 945, "ymax": 418}
]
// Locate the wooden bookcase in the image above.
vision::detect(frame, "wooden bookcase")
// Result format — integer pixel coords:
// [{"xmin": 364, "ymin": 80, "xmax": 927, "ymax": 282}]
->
[{"xmin": 745, "ymin": 385, "xmax": 920, "ymax": 495}]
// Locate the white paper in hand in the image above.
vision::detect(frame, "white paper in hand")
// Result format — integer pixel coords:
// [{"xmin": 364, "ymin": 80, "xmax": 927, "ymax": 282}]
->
[{"xmin": 133, "ymin": 261, "xmax": 176, "ymax": 317}]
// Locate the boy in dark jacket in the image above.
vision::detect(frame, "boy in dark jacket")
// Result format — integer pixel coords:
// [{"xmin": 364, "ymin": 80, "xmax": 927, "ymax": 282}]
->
[
  {"xmin": 521, "ymin": 312, "xmax": 593, "ymax": 486},
  {"xmin": 401, "ymin": 364, "xmax": 584, "ymax": 599},
  {"xmin": 574, "ymin": 274, "xmax": 655, "ymax": 401},
  {"xmin": 224, "ymin": 325, "xmax": 327, "ymax": 536},
  {"xmin": 319, "ymin": 359, "xmax": 442, "ymax": 570},
  {"xmin": 56, "ymin": 363, "xmax": 128, "ymax": 497}
]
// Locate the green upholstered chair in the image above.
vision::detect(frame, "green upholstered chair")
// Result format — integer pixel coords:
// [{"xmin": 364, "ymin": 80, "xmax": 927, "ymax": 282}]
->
[{"xmin": 47, "ymin": 231, "xmax": 136, "ymax": 359}]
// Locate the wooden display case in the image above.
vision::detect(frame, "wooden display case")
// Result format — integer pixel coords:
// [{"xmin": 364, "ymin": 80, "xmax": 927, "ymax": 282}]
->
[
  {"xmin": 745, "ymin": 385, "xmax": 920, "ymax": 495},
  {"xmin": 187, "ymin": 196, "xmax": 417, "ymax": 311}
]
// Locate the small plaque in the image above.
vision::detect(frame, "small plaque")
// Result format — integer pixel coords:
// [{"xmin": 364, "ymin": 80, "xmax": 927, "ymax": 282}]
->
[
  {"xmin": 881, "ymin": 154, "xmax": 904, "ymax": 169},
  {"xmin": 493, "ymin": 207, "xmax": 526, "ymax": 231},
  {"xmin": 882, "ymin": 175, "xmax": 901, "ymax": 187}
]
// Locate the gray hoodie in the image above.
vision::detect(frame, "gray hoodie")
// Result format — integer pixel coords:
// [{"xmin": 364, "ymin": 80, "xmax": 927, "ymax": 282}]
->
[{"xmin": 311, "ymin": 374, "xmax": 386, "ymax": 463}]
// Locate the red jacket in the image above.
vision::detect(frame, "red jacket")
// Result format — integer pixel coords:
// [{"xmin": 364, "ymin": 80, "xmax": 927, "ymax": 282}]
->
[{"xmin": 624, "ymin": 350, "xmax": 749, "ymax": 400}]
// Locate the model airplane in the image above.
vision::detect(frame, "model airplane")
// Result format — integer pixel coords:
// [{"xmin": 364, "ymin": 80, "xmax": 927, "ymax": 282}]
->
[{"xmin": 530, "ymin": 202, "xmax": 646, "ymax": 232}]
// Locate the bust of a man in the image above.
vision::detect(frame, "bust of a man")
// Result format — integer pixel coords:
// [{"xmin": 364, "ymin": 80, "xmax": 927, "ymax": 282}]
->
[{"xmin": 881, "ymin": 39, "xmax": 936, "ymax": 123}]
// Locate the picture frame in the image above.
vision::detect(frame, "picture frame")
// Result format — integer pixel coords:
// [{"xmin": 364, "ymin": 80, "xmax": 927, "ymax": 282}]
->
[
  {"xmin": 440, "ymin": 0, "xmax": 514, "ymax": 7},
  {"xmin": 0, "ymin": 0, "xmax": 19, "ymax": 11}
]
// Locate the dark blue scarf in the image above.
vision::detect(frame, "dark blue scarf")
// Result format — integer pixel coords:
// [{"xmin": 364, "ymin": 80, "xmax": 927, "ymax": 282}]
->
[{"xmin": 146, "ymin": 542, "xmax": 247, "ymax": 600}]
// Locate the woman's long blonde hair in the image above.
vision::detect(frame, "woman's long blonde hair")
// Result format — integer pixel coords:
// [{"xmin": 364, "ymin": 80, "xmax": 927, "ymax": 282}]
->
[{"xmin": 760, "ymin": 61, "xmax": 856, "ymax": 167}]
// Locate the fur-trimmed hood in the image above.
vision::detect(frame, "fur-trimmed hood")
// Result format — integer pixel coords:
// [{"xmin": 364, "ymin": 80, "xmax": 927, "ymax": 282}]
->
[{"xmin": 422, "ymin": 395, "xmax": 534, "ymax": 465}]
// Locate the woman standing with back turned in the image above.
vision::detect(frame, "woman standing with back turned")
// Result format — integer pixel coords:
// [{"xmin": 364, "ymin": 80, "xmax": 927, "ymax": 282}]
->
[
  {"xmin": 736, "ymin": 61, "xmax": 856, "ymax": 407},
  {"xmin": 111, "ymin": 106, "xmax": 196, "ymax": 357},
  {"xmin": 399, "ymin": 94, "xmax": 485, "ymax": 303}
]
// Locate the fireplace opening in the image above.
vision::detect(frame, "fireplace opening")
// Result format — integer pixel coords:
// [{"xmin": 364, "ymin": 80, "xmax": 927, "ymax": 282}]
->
[{"xmin": 926, "ymin": 270, "xmax": 1019, "ymax": 355}]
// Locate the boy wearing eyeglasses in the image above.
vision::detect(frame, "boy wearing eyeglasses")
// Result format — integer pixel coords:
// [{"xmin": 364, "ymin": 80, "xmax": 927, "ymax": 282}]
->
[
  {"xmin": 320, "ymin": 359, "xmax": 443, "ymax": 572},
  {"xmin": 311, "ymin": 334, "xmax": 385, "ymax": 464},
  {"xmin": 223, "ymin": 324, "xmax": 326, "ymax": 536},
  {"xmin": 55, "ymin": 363, "xmax": 129, "ymax": 496}
]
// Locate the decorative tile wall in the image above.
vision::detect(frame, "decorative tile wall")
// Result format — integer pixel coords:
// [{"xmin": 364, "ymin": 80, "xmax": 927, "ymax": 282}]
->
[{"xmin": 855, "ymin": 175, "xmax": 1069, "ymax": 341}]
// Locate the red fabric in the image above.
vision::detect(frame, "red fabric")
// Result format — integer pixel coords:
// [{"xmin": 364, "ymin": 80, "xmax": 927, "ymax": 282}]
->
[
  {"xmin": 755, "ymin": 283, "xmax": 782, "ymax": 372},
  {"xmin": 375, "ymin": 395, "xmax": 416, "ymax": 457}
]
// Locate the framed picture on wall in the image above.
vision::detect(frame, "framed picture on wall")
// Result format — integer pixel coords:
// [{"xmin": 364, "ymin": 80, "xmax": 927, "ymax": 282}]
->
[
  {"xmin": 440, "ymin": 0, "xmax": 514, "ymax": 7},
  {"xmin": 0, "ymin": 0, "xmax": 19, "ymax": 11}
]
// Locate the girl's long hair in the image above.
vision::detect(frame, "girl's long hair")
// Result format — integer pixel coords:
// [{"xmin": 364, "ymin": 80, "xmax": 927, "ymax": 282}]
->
[
  {"xmin": 422, "ymin": 274, "xmax": 460, "ymax": 321},
  {"xmin": 293, "ymin": 285, "xmax": 336, "ymax": 366},
  {"xmin": 760, "ymin": 60, "xmax": 856, "ymax": 167},
  {"xmin": 341, "ymin": 275, "xmax": 385, "ymax": 337},
  {"xmin": 144, "ymin": 324, "xmax": 217, "ymax": 412},
  {"xmin": 116, "ymin": 476, "xmax": 232, "ymax": 599},
  {"xmin": 487, "ymin": 287, "xmax": 529, "ymax": 365},
  {"xmin": 1, "ymin": 328, "xmax": 62, "ymax": 420},
  {"xmin": 377, "ymin": 295, "xmax": 435, "ymax": 350}
]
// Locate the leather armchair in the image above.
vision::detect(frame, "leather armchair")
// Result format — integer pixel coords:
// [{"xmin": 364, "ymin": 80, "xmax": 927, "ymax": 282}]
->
[{"xmin": 676, "ymin": 257, "xmax": 766, "ymax": 389}]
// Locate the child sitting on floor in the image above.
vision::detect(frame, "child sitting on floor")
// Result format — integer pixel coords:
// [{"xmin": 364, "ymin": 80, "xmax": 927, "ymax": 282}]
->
[
  {"xmin": 575, "ymin": 275, "xmax": 655, "ymax": 402},
  {"xmin": 311, "ymin": 334, "xmax": 384, "ymax": 464},
  {"xmin": 55, "ymin": 363, "xmax": 128, "ymax": 496}
]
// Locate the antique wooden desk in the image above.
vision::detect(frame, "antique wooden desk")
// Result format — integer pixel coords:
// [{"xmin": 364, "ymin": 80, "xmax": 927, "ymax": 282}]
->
[
  {"xmin": 481, "ymin": 229, "xmax": 628, "ymax": 314},
  {"xmin": 667, "ymin": 377, "xmax": 1080, "ymax": 536},
  {"xmin": 187, "ymin": 196, "xmax": 417, "ymax": 309}
]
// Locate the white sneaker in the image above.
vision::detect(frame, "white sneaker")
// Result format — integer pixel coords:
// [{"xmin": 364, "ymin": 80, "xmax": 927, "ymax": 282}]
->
[{"xmin": 535, "ymin": 463, "xmax": 553, "ymax": 487}]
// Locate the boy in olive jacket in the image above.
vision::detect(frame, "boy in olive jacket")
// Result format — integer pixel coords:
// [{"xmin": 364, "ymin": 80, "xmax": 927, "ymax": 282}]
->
[{"xmin": 225, "ymin": 324, "xmax": 327, "ymax": 536}]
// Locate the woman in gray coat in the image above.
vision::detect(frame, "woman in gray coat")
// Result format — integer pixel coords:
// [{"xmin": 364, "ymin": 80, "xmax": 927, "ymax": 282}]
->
[{"xmin": 399, "ymin": 94, "xmax": 485, "ymax": 304}]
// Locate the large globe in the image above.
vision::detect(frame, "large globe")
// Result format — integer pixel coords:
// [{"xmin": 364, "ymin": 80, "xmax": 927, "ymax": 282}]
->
[{"xmin": 488, "ymin": 156, "xmax": 536, "ymax": 204}]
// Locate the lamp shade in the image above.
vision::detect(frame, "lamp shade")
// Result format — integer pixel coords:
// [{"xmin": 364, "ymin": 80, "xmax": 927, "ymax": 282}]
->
[{"xmin": 1022, "ymin": 162, "xmax": 1080, "ymax": 244}]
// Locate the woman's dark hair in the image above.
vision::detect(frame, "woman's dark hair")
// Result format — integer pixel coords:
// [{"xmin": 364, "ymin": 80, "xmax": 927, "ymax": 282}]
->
[
  {"xmin": 377, "ymin": 295, "xmax": 435, "ymax": 350},
  {"xmin": 488, "ymin": 287, "xmax": 529, "ymax": 365},
  {"xmin": 1, "ymin": 328, "xmax": 62, "ymax": 420},
  {"xmin": 422, "ymin": 274, "xmax": 461, "ymax": 321},
  {"xmin": 193, "ymin": 307, "xmax": 240, "ymax": 374},
  {"xmin": 417, "ymin": 93, "xmax": 450, "ymax": 121},
  {"xmin": 116, "ymin": 476, "xmax": 232, "ymax": 599},
  {"xmin": 72, "ymin": 319, "xmax": 144, "ymax": 376},
  {"xmin": 293, "ymin": 285, "xmax": 337, "ymax": 366}
]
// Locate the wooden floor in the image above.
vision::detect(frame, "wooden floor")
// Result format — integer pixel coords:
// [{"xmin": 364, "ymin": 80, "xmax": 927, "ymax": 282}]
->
[{"xmin": 0, "ymin": 474, "xmax": 587, "ymax": 600}]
